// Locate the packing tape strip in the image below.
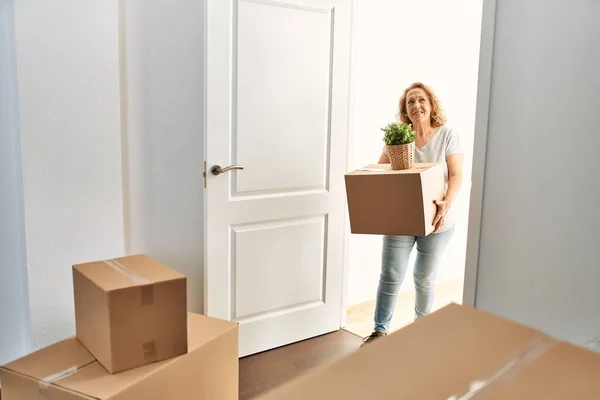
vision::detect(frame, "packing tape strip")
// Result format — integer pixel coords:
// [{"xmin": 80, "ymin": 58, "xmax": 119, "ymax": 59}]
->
[
  {"xmin": 38, "ymin": 366, "xmax": 79, "ymax": 391},
  {"xmin": 446, "ymin": 337, "xmax": 555, "ymax": 400},
  {"xmin": 104, "ymin": 259, "xmax": 154, "ymax": 306},
  {"xmin": 140, "ymin": 285, "xmax": 154, "ymax": 306},
  {"xmin": 584, "ymin": 334, "xmax": 600, "ymax": 353},
  {"xmin": 104, "ymin": 259, "xmax": 149, "ymax": 285},
  {"xmin": 143, "ymin": 340, "xmax": 157, "ymax": 360}
]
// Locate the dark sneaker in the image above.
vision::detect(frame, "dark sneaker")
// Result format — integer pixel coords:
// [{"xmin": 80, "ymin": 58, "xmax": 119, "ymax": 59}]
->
[{"xmin": 360, "ymin": 331, "xmax": 387, "ymax": 347}]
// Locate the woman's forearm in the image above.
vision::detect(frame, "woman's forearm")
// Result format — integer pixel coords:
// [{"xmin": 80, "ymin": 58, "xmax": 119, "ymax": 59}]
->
[
  {"xmin": 444, "ymin": 153, "xmax": 464, "ymax": 207},
  {"xmin": 378, "ymin": 152, "xmax": 390, "ymax": 164},
  {"xmin": 445, "ymin": 174, "xmax": 462, "ymax": 207}
]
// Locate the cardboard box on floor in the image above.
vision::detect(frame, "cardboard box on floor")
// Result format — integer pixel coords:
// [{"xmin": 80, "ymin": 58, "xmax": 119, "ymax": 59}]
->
[
  {"xmin": 256, "ymin": 303, "xmax": 600, "ymax": 399},
  {"xmin": 0, "ymin": 313, "xmax": 238, "ymax": 400},
  {"xmin": 73, "ymin": 254, "xmax": 187, "ymax": 374},
  {"xmin": 344, "ymin": 163, "xmax": 445, "ymax": 237}
]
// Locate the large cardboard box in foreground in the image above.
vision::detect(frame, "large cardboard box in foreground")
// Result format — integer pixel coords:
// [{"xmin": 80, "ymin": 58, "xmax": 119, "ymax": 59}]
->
[
  {"xmin": 345, "ymin": 163, "xmax": 445, "ymax": 237},
  {"xmin": 73, "ymin": 254, "xmax": 187, "ymax": 373},
  {"xmin": 257, "ymin": 303, "xmax": 600, "ymax": 399},
  {"xmin": 0, "ymin": 313, "xmax": 238, "ymax": 400}
]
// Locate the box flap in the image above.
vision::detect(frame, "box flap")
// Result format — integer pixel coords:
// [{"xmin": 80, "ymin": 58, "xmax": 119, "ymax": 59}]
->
[
  {"xmin": 257, "ymin": 303, "xmax": 554, "ymax": 399},
  {"xmin": 73, "ymin": 254, "xmax": 185, "ymax": 291},
  {"xmin": 346, "ymin": 162, "xmax": 438, "ymax": 176},
  {"xmin": 1, "ymin": 313, "xmax": 237, "ymax": 399},
  {"xmin": 1, "ymin": 337, "xmax": 95, "ymax": 383},
  {"xmin": 60, "ymin": 313, "xmax": 236, "ymax": 398},
  {"xmin": 185, "ymin": 313, "xmax": 238, "ymax": 350},
  {"xmin": 465, "ymin": 342, "xmax": 600, "ymax": 399}
]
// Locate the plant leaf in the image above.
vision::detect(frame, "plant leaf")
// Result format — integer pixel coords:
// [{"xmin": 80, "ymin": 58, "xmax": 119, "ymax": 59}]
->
[{"xmin": 381, "ymin": 122, "xmax": 416, "ymax": 145}]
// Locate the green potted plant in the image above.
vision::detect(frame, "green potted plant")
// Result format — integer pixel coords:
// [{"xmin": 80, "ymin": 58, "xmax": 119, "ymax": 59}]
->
[{"xmin": 381, "ymin": 121, "xmax": 416, "ymax": 170}]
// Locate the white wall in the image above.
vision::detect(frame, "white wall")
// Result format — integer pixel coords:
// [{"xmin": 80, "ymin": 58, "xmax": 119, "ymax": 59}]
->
[
  {"xmin": 11, "ymin": 0, "xmax": 124, "ymax": 350},
  {"xmin": 347, "ymin": 0, "xmax": 483, "ymax": 306},
  {"xmin": 121, "ymin": 0, "xmax": 205, "ymax": 314},
  {"xmin": 0, "ymin": 0, "xmax": 31, "ymax": 365},
  {"xmin": 1, "ymin": 0, "xmax": 205, "ymax": 358},
  {"xmin": 474, "ymin": 0, "xmax": 600, "ymax": 346}
]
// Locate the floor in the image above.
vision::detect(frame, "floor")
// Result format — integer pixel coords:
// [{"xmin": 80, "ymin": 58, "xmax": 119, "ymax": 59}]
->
[
  {"xmin": 239, "ymin": 329, "xmax": 363, "ymax": 399},
  {"xmin": 345, "ymin": 278, "xmax": 464, "ymax": 338}
]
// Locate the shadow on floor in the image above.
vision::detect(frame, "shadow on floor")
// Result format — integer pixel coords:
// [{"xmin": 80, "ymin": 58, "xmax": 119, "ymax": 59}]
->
[{"xmin": 239, "ymin": 329, "xmax": 363, "ymax": 399}]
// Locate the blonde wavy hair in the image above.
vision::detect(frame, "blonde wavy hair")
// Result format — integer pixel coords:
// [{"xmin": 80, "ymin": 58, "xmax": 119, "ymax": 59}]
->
[{"xmin": 397, "ymin": 82, "xmax": 446, "ymax": 128}]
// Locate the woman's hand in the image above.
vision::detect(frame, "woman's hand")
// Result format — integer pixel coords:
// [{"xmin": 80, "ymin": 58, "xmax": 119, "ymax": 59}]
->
[{"xmin": 433, "ymin": 199, "xmax": 451, "ymax": 233}]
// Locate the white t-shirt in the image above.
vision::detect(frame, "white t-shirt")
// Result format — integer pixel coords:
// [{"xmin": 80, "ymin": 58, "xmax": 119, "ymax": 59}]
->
[{"xmin": 384, "ymin": 124, "xmax": 463, "ymax": 233}]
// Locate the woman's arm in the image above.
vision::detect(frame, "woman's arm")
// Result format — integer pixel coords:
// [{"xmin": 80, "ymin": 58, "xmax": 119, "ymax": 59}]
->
[
  {"xmin": 433, "ymin": 153, "xmax": 464, "ymax": 232},
  {"xmin": 378, "ymin": 152, "xmax": 390, "ymax": 164},
  {"xmin": 443, "ymin": 153, "xmax": 464, "ymax": 206}
]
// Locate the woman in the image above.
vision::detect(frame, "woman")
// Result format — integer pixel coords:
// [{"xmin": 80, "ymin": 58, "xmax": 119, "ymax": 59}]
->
[{"xmin": 362, "ymin": 82, "xmax": 464, "ymax": 345}]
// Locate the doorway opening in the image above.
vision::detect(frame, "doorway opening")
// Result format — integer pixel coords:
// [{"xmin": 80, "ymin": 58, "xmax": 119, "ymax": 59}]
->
[{"xmin": 343, "ymin": 0, "xmax": 484, "ymax": 338}]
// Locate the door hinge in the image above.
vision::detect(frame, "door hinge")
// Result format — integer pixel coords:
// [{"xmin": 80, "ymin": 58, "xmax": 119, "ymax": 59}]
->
[{"xmin": 203, "ymin": 161, "xmax": 207, "ymax": 189}]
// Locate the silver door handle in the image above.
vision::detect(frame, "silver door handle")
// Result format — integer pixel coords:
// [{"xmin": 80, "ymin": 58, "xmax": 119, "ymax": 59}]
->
[{"xmin": 210, "ymin": 164, "xmax": 244, "ymax": 176}]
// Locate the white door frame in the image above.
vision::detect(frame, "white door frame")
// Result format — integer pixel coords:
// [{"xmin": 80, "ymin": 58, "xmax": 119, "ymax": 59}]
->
[
  {"xmin": 460, "ymin": 0, "xmax": 497, "ymax": 308},
  {"xmin": 340, "ymin": 0, "xmax": 499, "ymax": 320},
  {"xmin": 201, "ymin": 0, "xmax": 498, "ymax": 325},
  {"xmin": 339, "ymin": 0, "xmax": 360, "ymax": 328}
]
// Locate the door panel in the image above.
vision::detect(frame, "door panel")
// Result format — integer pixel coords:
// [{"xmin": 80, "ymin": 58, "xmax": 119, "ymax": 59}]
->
[
  {"xmin": 205, "ymin": 0, "xmax": 353, "ymax": 356},
  {"xmin": 232, "ymin": 216, "xmax": 326, "ymax": 321},
  {"xmin": 236, "ymin": 0, "xmax": 333, "ymax": 195}
]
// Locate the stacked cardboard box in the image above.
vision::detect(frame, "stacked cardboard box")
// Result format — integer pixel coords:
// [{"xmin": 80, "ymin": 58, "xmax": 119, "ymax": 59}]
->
[
  {"xmin": 345, "ymin": 163, "xmax": 446, "ymax": 237},
  {"xmin": 0, "ymin": 255, "xmax": 239, "ymax": 399},
  {"xmin": 72, "ymin": 255, "xmax": 189, "ymax": 374}
]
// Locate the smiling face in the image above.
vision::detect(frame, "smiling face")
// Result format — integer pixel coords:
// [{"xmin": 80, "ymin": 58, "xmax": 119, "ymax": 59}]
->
[
  {"xmin": 398, "ymin": 83, "xmax": 446, "ymax": 128},
  {"xmin": 405, "ymin": 88, "xmax": 432, "ymax": 125}
]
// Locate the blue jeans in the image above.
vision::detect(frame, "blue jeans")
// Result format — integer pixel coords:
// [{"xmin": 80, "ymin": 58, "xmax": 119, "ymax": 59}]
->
[{"xmin": 374, "ymin": 226, "xmax": 455, "ymax": 333}]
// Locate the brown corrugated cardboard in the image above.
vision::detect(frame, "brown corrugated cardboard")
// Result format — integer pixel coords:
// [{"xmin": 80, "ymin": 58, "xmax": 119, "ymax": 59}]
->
[
  {"xmin": 344, "ymin": 163, "xmax": 445, "ymax": 237},
  {"xmin": 73, "ymin": 254, "xmax": 187, "ymax": 374},
  {"xmin": 465, "ymin": 342, "xmax": 600, "ymax": 399},
  {"xmin": 256, "ymin": 303, "xmax": 600, "ymax": 399},
  {"xmin": 0, "ymin": 313, "xmax": 238, "ymax": 400}
]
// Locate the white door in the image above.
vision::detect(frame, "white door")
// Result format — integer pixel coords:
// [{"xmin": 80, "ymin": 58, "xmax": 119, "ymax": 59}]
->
[{"xmin": 204, "ymin": 0, "xmax": 353, "ymax": 357}]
